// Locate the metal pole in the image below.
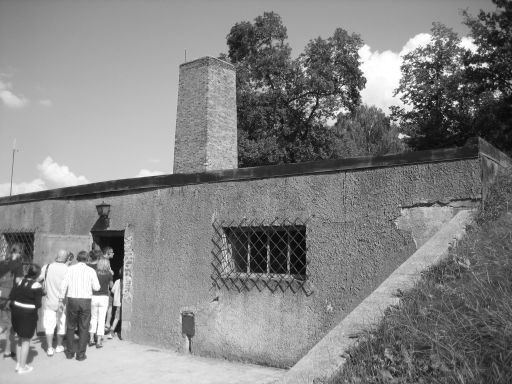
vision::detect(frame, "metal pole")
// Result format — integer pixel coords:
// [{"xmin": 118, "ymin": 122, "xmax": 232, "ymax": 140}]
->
[{"xmin": 9, "ymin": 139, "xmax": 16, "ymax": 196}]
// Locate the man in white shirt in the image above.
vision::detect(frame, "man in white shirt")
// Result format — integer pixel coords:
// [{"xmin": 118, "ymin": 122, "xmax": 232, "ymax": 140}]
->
[
  {"xmin": 39, "ymin": 250, "xmax": 69, "ymax": 356},
  {"xmin": 59, "ymin": 250, "xmax": 100, "ymax": 361}
]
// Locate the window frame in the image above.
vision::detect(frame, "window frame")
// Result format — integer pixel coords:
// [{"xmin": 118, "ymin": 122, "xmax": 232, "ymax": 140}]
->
[{"xmin": 221, "ymin": 225, "xmax": 307, "ymax": 280}]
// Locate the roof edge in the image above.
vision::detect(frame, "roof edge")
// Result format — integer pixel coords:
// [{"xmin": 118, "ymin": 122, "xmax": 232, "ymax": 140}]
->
[{"xmin": 0, "ymin": 139, "xmax": 490, "ymax": 206}]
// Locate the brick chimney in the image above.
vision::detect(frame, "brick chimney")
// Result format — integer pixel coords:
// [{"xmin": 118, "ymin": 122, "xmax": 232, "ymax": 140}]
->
[{"xmin": 173, "ymin": 56, "xmax": 237, "ymax": 174}]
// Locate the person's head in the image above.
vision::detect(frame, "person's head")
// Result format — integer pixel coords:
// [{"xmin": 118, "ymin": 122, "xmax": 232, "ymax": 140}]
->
[
  {"xmin": 103, "ymin": 246, "xmax": 114, "ymax": 260},
  {"xmin": 67, "ymin": 252, "xmax": 75, "ymax": 263},
  {"xmin": 25, "ymin": 263, "xmax": 41, "ymax": 279},
  {"xmin": 76, "ymin": 251, "xmax": 88, "ymax": 263},
  {"xmin": 89, "ymin": 249, "xmax": 102, "ymax": 263},
  {"xmin": 97, "ymin": 258, "xmax": 111, "ymax": 274},
  {"xmin": 55, "ymin": 249, "xmax": 68, "ymax": 263},
  {"xmin": 9, "ymin": 244, "xmax": 22, "ymax": 261}
]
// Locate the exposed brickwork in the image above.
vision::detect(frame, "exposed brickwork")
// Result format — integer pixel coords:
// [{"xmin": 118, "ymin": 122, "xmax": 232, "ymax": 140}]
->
[{"xmin": 173, "ymin": 57, "xmax": 237, "ymax": 174}]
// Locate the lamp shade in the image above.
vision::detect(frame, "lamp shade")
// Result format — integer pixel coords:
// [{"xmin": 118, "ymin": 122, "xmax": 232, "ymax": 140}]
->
[{"xmin": 96, "ymin": 202, "xmax": 111, "ymax": 217}]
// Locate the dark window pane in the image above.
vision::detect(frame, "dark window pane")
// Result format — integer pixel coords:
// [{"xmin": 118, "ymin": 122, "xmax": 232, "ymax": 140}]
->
[
  {"xmin": 290, "ymin": 228, "xmax": 306, "ymax": 276},
  {"xmin": 269, "ymin": 231, "xmax": 288, "ymax": 274},
  {"xmin": 250, "ymin": 232, "xmax": 267, "ymax": 273}
]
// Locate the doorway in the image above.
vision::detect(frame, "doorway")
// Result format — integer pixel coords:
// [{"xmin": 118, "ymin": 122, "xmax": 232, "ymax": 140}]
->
[
  {"xmin": 91, "ymin": 230, "xmax": 124, "ymax": 281},
  {"xmin": 91, "ymin": 230, "xmax": 125, "ymax": 336}
]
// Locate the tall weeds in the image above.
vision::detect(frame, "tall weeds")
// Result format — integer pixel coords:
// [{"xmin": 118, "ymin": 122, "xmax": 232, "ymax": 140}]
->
[{"xmin": 336, "ymin": 172, "xmax": 512, "ymax": 384}]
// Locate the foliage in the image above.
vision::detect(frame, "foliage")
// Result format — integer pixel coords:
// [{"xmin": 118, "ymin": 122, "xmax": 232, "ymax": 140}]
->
[
  {"xmin": 393, "ymin": 1, "xmax": 512, "ymax": 154},
  {"xmin": 222, "ymin": 12, "xmax": 366, "ymax": 167},
  {"xmin": 335, "ymin": 172, "xmax": 512, "ymax": 384},
  {"xmin": 463, "ymin": 0, "xmax": 512, "ymax": 98},
  {"xmin": 335, "ymin": 105, "xmax": 408, "ymax": 157},
  {"xmin": 391, "ymin": 23, "xmax": 477, "ymax": 150},
  {"xmin": 463, "ymin": 0, "xmax": 512, "ymax": 155}
]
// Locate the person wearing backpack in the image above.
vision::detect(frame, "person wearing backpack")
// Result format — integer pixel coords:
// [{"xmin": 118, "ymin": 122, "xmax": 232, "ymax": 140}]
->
[{"xmin": 10, "ymin": 263, "xmax": 43, "ymax": 374}]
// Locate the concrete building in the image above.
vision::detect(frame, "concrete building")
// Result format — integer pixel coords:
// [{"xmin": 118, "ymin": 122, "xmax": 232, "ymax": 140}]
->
[{"xmin": 0, "ymin": 57, "xmax": 510, "ymax": 368}]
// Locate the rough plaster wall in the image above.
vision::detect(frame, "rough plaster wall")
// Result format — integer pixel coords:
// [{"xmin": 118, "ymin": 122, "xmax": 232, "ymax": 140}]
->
[
  {"xmin": 130, "ymin": 159, "xmax": 481, "ymax": 367},
  {"xmin": 35, "ymin": 234, "xmax": 91, "ymax": 266},
  {"xmin": 0, "ymin": 159, "xmax": 482, "ymax": 367},
  {"xmin": 480, "ymin": 154, "xmax": 512, "ymax": 202},
  {"xmin": 0, "ymin": 200, "xmax": 99, "ymax": 241}
]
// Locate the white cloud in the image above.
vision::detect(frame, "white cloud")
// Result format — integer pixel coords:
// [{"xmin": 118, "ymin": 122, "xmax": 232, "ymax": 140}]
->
[
  {"xmin": 0, "ymin": 76, "xmax": 29, "ymax": 109},
  {"xmin": 358, "ymin": 32, "xmax": 472, "ymax": 114},
  {"xmin": 37, "ymin": 157, "xmax": 89, "ymax": 188},
  {"xmin": 359, "ymin": 45, "xmax": 403, "ymax": 113},
  {"xmin": 460, "ymin": 36, "xmax": 477, "ymax": 53},
  {"xmin": 400, "ymin": 33, "xmax": 431, "ymax": 56},
  {"xmin": 0, "ymin": 179, "xmax": 45, "ymax": 197},
  {"xmin": 136, "ymin": 169, "xmax": 164, "ymax": 178},
  {"xmin": 38, "ymin": 99, "xmax": 53, "ymax": 107},
  {"xmin": 0, "ymin": 157, "xmax": 91, "ymax": 197}
]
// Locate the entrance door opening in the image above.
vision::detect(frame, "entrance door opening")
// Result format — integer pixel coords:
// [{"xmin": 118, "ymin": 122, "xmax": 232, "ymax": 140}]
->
[
  {"xmin": 92, "ymin": 230, "xmax": 124, "ymax": 281},
  {"xmin": 91, "ymin": 230, "xmax": 125, "ymax": 336}
]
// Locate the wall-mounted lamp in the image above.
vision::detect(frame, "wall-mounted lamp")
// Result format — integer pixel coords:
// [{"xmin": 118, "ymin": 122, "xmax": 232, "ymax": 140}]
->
[{"xmin": 95, "ymin": 202, "xmax": 111, "ymax": 227}]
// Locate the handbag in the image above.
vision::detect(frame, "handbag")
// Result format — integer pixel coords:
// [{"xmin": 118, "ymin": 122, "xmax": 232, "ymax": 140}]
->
[{"xmin": 42, "ymin": 264, "xmax": 50, "ymax": 296}]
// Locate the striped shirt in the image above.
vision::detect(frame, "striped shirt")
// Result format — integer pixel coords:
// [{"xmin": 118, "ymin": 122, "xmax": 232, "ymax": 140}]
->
[{"xmin": 59, "ymin": 262, "xmax": 100, "ymax": 299}]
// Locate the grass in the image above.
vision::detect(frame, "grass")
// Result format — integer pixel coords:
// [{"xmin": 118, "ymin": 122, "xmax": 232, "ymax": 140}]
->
[{"xmin": 334, "ymin": 172, "xmax": 512, "ymax": 384}]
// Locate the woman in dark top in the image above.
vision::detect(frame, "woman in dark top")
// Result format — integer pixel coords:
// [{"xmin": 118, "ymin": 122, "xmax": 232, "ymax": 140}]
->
[
  {"xmin": 1, "ymin": 245, "xmax": 24, "ymax": 359},
  {"xmin": 89, "ymin": 258, "xmax": 113, "ymax": 348},
  {"xmin": 9, "ymin": 263, "xmax": 43, "ymax": 374}
]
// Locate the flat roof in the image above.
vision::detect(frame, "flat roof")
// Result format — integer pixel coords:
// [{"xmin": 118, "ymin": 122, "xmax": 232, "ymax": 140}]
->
[{"xmin": 0, "ymin": 138, "xmax": 506, "ymax": 206}]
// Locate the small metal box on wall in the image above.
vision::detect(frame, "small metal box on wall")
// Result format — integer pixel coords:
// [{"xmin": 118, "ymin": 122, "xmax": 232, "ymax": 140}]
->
[{"xmin": 181, "ymin": 311, "xmax": 195, "ymax": 337}]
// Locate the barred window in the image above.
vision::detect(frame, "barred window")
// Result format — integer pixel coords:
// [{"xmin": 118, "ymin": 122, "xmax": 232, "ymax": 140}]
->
[
  {"xmin": 0, "ymin": 231, "xmax": 35, "ymax": 275},
  {"xmin": 224, "ymin": 226, "xmax": 306, "ymax": 277},
  {"xmin": 212, "ymin": 219, "xmax": 311, "ymax": 294}
]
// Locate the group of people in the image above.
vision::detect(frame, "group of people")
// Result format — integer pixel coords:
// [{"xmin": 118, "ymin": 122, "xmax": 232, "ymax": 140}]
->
[{"xmin": 0, "ymin": 245, "xmax": 123, "ymax": 374}]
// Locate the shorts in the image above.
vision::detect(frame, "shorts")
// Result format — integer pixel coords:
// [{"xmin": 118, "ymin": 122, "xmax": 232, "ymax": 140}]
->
[
  {"xmin": 11, "ymin": 306, "xmax": 38, "ymax": 339},
  {"xmin": 43, "ymin": 307, "xmax": 66, "ymax": 335}
]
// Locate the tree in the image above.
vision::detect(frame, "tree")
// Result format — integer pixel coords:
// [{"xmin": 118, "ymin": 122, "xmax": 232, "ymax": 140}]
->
[
  {"xmin": 463, "ymin": 0, "xmax": 512, "ymax": 154},
  {"xmin": 393, "ymin": 2, "xmax": 512, "ymax": 154},
  {"xmin": 391, "ymin": 23, "xmax": 477, "ymax": 150},
  {"xmin": 463, "ymin": 0, "xmax": 512, "ymax": 97},
  {"xmin": 335, "ymin": 105, "xmax": 408, "ymax": 156},
  {"xmin": 222, "ymin": 12, "xmax": 366, "ymax": 167}
]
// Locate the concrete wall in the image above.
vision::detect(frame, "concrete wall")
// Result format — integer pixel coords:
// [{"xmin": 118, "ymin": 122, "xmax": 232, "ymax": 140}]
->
[
  {"xmin": 0, "ymin": 158, "xmax": 483, "ymax": 367},
  {"xmin": 35, "ymin": 234, "xmax": 91, "ymax": 266}
]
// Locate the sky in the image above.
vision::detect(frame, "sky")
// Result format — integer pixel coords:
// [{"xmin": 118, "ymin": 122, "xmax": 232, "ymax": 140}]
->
[{"xmin": 0, "ymin": 0, "xmax": 496, "ymax": 197}]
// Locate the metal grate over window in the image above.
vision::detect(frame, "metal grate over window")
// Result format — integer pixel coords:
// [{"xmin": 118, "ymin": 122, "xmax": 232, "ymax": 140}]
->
[
  {"xmin": 0, "ymin": 230, "xmax": 35, "ymax": 275},
  {"xmin": 211, "ymin": 218, "xmax": 312, "ymax": 294}
]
